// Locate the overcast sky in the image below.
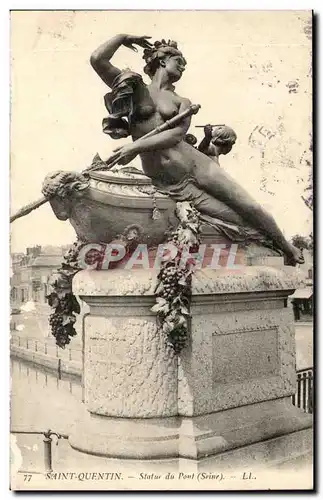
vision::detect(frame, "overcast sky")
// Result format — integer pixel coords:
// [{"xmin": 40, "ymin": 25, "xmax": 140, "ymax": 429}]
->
[{"xmin": 10, "ymin": 10, "xmax": 312, "ymax": 253}]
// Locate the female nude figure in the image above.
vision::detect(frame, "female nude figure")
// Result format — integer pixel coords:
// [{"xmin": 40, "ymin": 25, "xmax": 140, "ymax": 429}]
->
[{"xmin": 90, "ymin": 34, "xmax": 303, "ymax": 265}]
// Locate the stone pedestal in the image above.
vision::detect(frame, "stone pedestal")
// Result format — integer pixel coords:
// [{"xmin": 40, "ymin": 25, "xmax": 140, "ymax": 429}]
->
[{"xmin": 69, "ymin": 266, "xmax": 312, "ymax": 465}]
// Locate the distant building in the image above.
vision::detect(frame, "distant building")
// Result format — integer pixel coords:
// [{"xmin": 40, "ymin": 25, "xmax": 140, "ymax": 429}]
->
[
  {"xmin": 10, "ymin": 244, "xmax": 87, "ymax": 342},
  {"xmin": 290, "ymin": 249, "xmax": 313, "ymax": 322},
  {"xmin": 10, "ymin": 245, "xmax": 68, "ymax": 308}
]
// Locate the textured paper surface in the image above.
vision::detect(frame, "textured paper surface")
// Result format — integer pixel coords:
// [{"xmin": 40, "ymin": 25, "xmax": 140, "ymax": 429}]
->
[{"xmin": 10, "ymin": 10, "xmax": 313, "ymax": 491}]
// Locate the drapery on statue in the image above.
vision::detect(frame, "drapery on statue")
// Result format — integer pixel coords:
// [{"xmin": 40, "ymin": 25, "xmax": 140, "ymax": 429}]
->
[{"xmin": 90, "ymin": 34, "xmax": 303, "ymax": 265}]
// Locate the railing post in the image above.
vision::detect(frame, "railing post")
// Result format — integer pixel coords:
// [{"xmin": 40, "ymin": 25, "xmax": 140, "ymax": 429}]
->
[
  {"xmin": 43, "ymin": 431, "xmax": 53, "ymax": 473},
  {"xmin": 26, "ymin": 338, "xmax": 29, "ymax": 349},
  {"xmin": 11, "ymin": 430, "xmax": 67, "ymax": 475},
  {"xmin": 69, "ymin": 349, "xmax": 72, "ymax": 361},
  {"xmin": 45, "ymin": 343, "xmax": 47, "ymax": 355},
  {"xmin": 35, "ymin": 340, "xmax": 38, "ymax": 352},
  {"xmin": 297, "ymin": 373, "xmax": 301, "ymax": 409},
  {"xmin": 18, "ymin": 336, "xmax": 21, "ymax": 347},
  {"xmin": 58, "ymin": 358, "xmax": 62, "ymax": 380},
  {"xmin": 303, "ymin": 373, "xmax": 308, "ymax": 412},
  {"xmin": 308, "ymin": 371, "xmax": 313, "ymax": 414}
]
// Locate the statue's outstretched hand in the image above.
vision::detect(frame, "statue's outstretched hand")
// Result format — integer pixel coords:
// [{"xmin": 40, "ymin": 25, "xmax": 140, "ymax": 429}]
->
[
  {"xmin": 106, "ymin": 143, "xmax": 139, "ymax": 167},
  {"xmin": 123, "ymin": 35, "xmax": 152, "ymax": 52}
]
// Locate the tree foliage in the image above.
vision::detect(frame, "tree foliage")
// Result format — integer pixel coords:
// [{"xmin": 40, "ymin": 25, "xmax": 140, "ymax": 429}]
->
[{"xmin": 291, "ymin": 234, "xmax": 310, "ymax": 250}]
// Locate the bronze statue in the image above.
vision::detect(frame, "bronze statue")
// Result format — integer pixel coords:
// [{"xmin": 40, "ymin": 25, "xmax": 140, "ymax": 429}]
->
[{"xmin": 90, "ymin": 34, "xmax": 303, "ymax": 265}]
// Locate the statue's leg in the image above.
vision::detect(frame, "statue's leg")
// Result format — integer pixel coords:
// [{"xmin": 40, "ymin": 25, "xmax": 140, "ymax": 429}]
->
[{"xmin": 195, "ymin": 161, "xmax": 304, "ymax": 264}]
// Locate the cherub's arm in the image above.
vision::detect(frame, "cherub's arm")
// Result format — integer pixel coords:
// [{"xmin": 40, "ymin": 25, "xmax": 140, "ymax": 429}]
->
[{"xmin": 198, "ymin": 124, "xmax": 215, "ymax": 156}]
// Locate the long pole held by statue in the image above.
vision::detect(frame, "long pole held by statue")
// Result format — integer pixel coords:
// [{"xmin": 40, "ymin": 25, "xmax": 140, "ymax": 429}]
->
[{"xmin": 10, "ymin": 104, "xmax": 201, "ymax": 224}]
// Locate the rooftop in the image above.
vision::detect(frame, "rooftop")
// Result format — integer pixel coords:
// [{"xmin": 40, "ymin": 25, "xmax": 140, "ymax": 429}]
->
[{"xmin": 30, "ymin": 255, "xmax": 63, "ymax": 267}]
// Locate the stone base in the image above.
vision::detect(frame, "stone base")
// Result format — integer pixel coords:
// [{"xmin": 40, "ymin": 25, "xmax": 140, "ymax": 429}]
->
[
  {"xmin": 69, "ymin": 397, "xmax": 312, "ymax": 464},
  {"xmin": 71, "ymin": 266, "xmax": 310, "ymax": 472}
]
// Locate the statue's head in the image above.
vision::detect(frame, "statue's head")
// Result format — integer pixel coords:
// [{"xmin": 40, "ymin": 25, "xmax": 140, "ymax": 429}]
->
[
  {"xmin": 143, "ymin": 40, "xmax": 186, "ymax": 82},
  {"xmin": 211, "ymin": 125, "xmax": 237, "ymax": 155}
]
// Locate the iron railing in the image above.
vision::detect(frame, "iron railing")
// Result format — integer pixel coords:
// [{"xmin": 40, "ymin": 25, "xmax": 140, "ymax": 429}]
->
[
  {"xmin": 11, "ymin": 429, "xmax": 68, "ymax": 474},
  {"xmin": 292, "ymin": 367, "xmax": 313, "ymax": 414},
  {"xmin": 10, "ymin": 334, "xmax": 82, "ymax": 363}
]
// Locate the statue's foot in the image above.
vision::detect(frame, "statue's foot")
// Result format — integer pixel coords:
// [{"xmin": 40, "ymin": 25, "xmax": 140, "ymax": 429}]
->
[{"xmin": 285, "ymin": 246, "xmax": 305, "ymax": 266}]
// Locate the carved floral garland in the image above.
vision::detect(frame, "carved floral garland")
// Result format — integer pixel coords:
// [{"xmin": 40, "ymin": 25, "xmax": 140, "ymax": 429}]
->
[
  {"xmin": 151, "ymin": 202, "xmax": 202, "ymax": 354},
  {"xmin": 46, "ymin": 241, "xmax": 83, "ymax": 348}
]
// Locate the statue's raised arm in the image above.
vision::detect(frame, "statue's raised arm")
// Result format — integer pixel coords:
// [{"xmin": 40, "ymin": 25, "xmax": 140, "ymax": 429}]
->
[{"xmin": 90, "ymin": 34, "xmax": 153, "ymax": 88}]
